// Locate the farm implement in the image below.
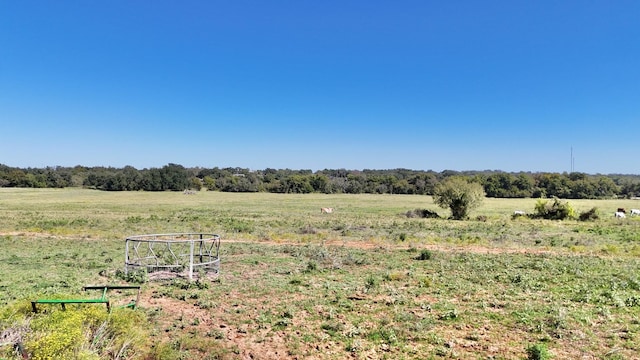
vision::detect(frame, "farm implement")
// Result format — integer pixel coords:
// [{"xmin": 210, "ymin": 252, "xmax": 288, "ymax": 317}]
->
[{"xmin": 31, "ymin": 285, "xmax": 141, "ymax": 312}]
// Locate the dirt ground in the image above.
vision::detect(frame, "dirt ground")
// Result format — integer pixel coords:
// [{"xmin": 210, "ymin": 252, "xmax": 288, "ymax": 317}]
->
[{"xmin": 136, "ymin": 238, "xmax": 566, "ymax": 360}]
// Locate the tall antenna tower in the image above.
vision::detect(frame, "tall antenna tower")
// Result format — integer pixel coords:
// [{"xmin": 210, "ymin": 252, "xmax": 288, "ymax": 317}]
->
[{"xmin": 570, "ymin": 147, "xmax": 575, "ymax": 173}]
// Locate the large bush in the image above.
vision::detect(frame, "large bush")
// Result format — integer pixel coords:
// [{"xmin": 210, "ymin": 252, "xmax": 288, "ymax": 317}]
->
[
  {"xmin": 533, "ymin": 198, "xmax": 576, "ymax": 220},
  {"xmin": 433, "ymin": 177, "xmax": 485, "ymax": 220}
]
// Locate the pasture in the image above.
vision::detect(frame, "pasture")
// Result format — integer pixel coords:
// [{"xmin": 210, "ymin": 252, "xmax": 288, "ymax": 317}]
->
[{"xmin": 1, "ymin": 188, "xmax": 640, "ymax": 359}]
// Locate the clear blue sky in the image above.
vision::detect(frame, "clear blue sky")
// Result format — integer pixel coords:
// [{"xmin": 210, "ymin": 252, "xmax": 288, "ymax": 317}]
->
[{"xmin": 1, "ymin": 1, "xmax": 638, "ymax": 174}]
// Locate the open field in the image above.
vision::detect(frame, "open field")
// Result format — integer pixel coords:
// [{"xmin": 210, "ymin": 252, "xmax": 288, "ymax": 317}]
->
[{"xmin": 1, "ymin": 188, "xmax": 640, "ymax": 359}]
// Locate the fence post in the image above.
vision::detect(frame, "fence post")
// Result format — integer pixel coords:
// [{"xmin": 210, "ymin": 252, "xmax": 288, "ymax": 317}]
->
[{"xmin": 189, "ymin": 238, "xmax": 195, "ymax": 280}]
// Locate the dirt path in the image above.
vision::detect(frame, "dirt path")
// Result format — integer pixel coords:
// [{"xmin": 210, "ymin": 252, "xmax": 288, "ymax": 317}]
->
[
  {"xmin": 1, "ymin": 231, "xmax": 559, "ymax": 256},
  {"xmin": 222, "ymin": 237, "xmax": 558, "ymax": 256}
]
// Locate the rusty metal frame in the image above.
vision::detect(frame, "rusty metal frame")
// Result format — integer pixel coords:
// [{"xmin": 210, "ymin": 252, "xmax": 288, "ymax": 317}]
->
[{"xmin": 125, "ymin": 233, "xmax": 220, "ymax": 280}]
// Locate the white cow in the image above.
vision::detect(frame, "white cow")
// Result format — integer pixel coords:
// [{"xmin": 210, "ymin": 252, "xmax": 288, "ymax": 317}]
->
[
  {"xmin": 513, "ymin": 210, "xmax": 526, "ymax": 216},
  {"xmin": 630, "ymin": 209, "xmax": 640, "ymax": 216},
  {"xmin": 615, "ymin": 211, "xmax": 626, "ymax": 218},
  {"xmin": 320, "ymin": 207, "xmax": 334, "ymax": 214}
]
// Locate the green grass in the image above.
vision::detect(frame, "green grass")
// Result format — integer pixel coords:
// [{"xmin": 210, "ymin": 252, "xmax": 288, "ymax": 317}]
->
[{"xmin": 1, "ymin": 188, "xmax": 640, "ymax": 359}]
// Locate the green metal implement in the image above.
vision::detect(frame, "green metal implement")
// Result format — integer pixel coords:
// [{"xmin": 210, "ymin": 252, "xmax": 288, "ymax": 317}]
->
[{"xmin": 31, "ymin": 285, "xmax": 141, "ymax": 312}]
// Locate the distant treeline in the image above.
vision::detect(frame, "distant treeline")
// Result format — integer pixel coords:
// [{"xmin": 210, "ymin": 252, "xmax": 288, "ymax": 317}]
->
[{"xmin": 1, "ymin": 163, "xmax": 640, "ymax": 199}]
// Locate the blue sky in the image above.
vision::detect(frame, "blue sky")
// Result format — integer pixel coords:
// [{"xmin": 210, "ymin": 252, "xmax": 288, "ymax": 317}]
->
[{"xmin": 1, "ymin": 1, "xmax": 639, "ymax": 174}]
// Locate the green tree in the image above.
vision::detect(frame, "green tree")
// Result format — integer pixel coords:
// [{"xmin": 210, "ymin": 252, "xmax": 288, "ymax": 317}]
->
[
  {"xmin": 310, "ymin": 174, "xmax": 330, "ymax": 193},
  {"xmin": 282, "ymin": 174, "xmax": 314, "ymax": 193},
  {"xmin": 594, "ymin": 176, "xmax": 618, "ymax": 198},
  {"xmin": 433, "ymin": 177, "xmax": 485, "ymax": 220},
  {"xmin": 513, "ymin": 173, "xmax": 534, "ymax": 197},
  {"xmin": 160, "ymin": 163, "xmax": 190, "ymax": 191},
  {"xmin": 202, "ymin": 175, "xmax": 216, "ymax": 190},
  {"xmin": 189, "ymin": 177, "xmax": 203, "ymax": 190}
]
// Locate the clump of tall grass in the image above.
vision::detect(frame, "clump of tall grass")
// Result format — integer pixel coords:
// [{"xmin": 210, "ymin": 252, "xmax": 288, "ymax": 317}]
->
[{"xmin": 579, "ymin": 207, "xmax": 599, "ymax": 221}]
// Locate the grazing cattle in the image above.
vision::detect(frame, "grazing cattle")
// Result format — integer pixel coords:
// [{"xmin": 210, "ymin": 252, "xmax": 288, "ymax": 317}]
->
[
  {"xmin": 617, "ymin": 208, "xmax": 626, "ymax": 214},
  {"xmin": 320, "ymin": 207, "xmax": 334, "ymax": 214},
  {"xmin": 513, "ymin": 210, "xmax": 526, "ymax": 216},
  {"xmin": 630, "ymin": 209, "xmax": 640, "ymax": 216},
  {"xmin": 615, "ymin": 211, "xmax": 626, "ymax": 218}
]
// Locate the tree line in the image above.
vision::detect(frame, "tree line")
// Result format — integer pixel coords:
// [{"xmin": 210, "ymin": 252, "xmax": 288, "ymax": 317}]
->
[{"xmin": 1, "ymin": 163, "xmax": 639, "ymax": 199}]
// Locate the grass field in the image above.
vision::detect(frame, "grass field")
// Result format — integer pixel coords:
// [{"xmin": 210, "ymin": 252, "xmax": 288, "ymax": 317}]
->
[{"xmin": 1, "ymin": 188, "xmax": 640, "ymax": 359}]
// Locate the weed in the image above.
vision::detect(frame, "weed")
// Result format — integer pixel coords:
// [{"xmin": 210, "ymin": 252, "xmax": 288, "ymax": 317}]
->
[
  {"xmin": 415, "ymin": 249, "xmax": 433, "ymax": 260},
  {"xmin": 625, "ymin": 296, "xmax": 640, "ymax": 307},
  {"xmin": 365, "ymin": 275, "xmax": 379, "ymax": 290},
  {"xmin": 115, "ymin": 269, "xmax": 148, "ymax": 284},
  {"xmin": 289, "ymin": 277, "xmax": 303, "ymax": 286},
  {"xmin": 438, "ymin": 309, "xmax": 459, "ymax": 321},
  {"xmin": 368, "ymin": 325, "xmax": 399, "ymax": 345},
  {"xmin": 345, "ymin": 339, "xmax": 363, "ymax": 353},
  {"xmin": 320, "ymin": 322, "xmax": 344, "ymax": 337},
  {"xmin": 526, "ymin": 343, "xmax": 550, "ymax": 360},
  {"xmin": 304, "ymin": 261, "xmax": 318, "ymax": 273},
  {"xmin": 385, "ymin": 271, "xmax": 406, "ymax": 281}
]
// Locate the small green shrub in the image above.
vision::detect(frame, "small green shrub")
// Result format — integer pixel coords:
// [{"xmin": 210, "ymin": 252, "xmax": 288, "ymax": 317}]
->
[
  {"xmin": 385, "ymin": 271, "xmax": 406, "ymax": 281},
  {"xmin": 367, "ymin": 326, "xmax": 399, "ymax": 345},
  {"xmin": 526, "ymin": 343, "xmax": 550, "ymax": 360},
  {"xmin": 299, "ymin": 225, "xmax": 317, "ymax": 234},
  {"xmin": 415, "ymin": 249, "xmax": 433, "ymax": 261},
  {"xmin": 579, "ymin": 207, "xmax": 599, "ymax": 221},
  {"xmin": 321, "ymin": 321, "xmax": 344, "ymax": 337},
  {"xmin": 115, "ymin": 269, "xmax": 148, "ymax": 284},
  {"xmin": 625, "ymin": 296, "xmax": 640, "ymax": 307},
  {"xmin": 438, "ymin": 309, "xmax": 458, "ymax": 321},
  {"xmin": 304, "ymin": 260, "xmax": 318, "ymax": 273},
  {"xmin": 148, "ymin": 341, "xmax": 182, "ymax": 360},
  {"xmin": 405, "ymin": 209, "xmax": 440, "ymax": 218},
  {"xmin": 365, "ymin": 275, "xmax": 379, "ymax": 289}
]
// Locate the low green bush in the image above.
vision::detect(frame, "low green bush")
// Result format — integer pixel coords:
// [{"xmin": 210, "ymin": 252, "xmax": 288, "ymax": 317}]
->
[
  {"xmin": 415, "ymin": 249, "xmax": 433, "ymax": 261},
  {"xmin": 533, "ymin": 198, "xmax": 576, "ymax": 220},
  {"xmin": 579, "ymin": 207, "xmax": 599, "ymax": 221},
  {"xmin": 526, "ymin": 343, "xmax": 550, "ymax": 360}
]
